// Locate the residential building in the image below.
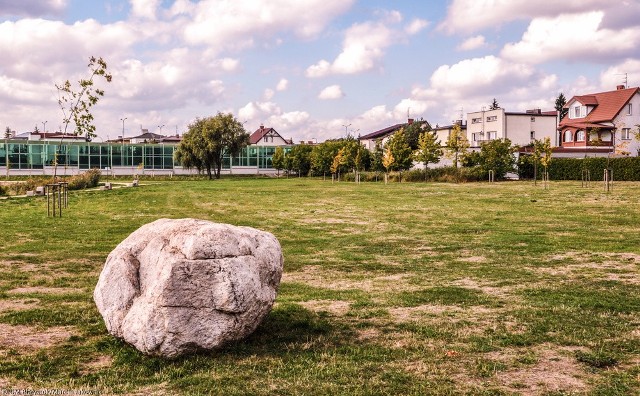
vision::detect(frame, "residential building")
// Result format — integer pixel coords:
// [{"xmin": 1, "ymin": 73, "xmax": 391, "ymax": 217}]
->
[
  {"xmin": 557, "ymin": 86, "xmax": 640, "ymax": 156},
  {"xmin": 466, "ymin": 108, "xmax": 557, "ymax": 148},
  {"xmin": 432, "ymin": 120, "xmax": 466, "ymax": 146},
  {"xmin": 359, "ymin": 119, "xmax": 430, "ymax": 151},
  {"xmin": 250, "ymin": 125, "xmax": 292, "ymax": 146}
]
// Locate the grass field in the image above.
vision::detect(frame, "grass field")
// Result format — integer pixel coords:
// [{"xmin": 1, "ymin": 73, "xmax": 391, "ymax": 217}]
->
[{"xmin": 0, "ymin": 178, "xmax": 639, "ymax": 395}]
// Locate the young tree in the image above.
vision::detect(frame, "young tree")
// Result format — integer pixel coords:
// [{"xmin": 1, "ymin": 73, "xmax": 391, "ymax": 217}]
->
[
  {"xmin": 174, "ymin": 113, "xmax": 249, "ymax": 179},
  {"xmin": 331, "ymin": 148, "xmax": 344, "ymax": 179},
  {"xmin": 272, "ymin": 146, "xmax": 285, "ymax": 176},
  {"xmin": 53, "ymin": 56, "xmax": 111, "ymax": 179},
  {"xmin": 539, "ymin": 136, "xmax": 552, "ymax": 176},
  {"xmin": 555, "ymin": 92, "xmax": 568, "ymax": 120},
  {"xmin": 414, "ymin": 131, "xmax": 442, "ymax": 181},
  {"xmin": 489, "ymin": 98, "xmax": 500, "ymax": 110},
  {"xmin": 4, "ymin": 127, "xmax": 11, "ymax": 139},
  {"xmin": 288, "ymin": 144, "xmax": 313, "ymax": 176},
  {"xmin": 478, "ymin": 138, "xmax": 517, "ymax": 179},
  {"xmin": 370, "ymin": 139, "xmax": 385, "ymax": 173},
  {"xmin": 382, "ymin": 145, "xmax": 394, "ymax": 183},
  {"xmin": 403, "ymin": 118, "xmax": 430, "ymax": 150},
  {"xmin": 56, "ymin": 56, "xmax": 112, "ymax": 140},
  {"xmin": 386, "ymin": 129, "xmax": 413, "ymax": 172},
  {"xmin": 445, "ymin": 123, "xmax": 469, "ymax": 168}
]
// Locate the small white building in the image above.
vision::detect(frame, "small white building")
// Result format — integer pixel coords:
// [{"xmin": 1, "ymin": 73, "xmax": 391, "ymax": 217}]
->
[
  {"xmin": 249, "ymin": 125, "xmax": 292, "ymax": 146},
  {"xmin": 466, "ymin": 108, "xmax": 558, "ymax": 148}
]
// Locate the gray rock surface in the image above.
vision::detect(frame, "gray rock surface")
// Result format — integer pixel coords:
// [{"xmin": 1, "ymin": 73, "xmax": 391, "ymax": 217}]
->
[{"xmin": 94, "ymin": 218, "xmax": 283, "ymax": 357}]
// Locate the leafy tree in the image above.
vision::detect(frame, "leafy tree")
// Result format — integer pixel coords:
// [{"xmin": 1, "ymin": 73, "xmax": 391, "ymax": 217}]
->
[
  {"xmin": 385, "ymin": 129, "xmax": 413, "ymax": 172},
  {"xmin": 174, "ymin": 112, "xmax": 249, "ymax": 179},
  {"xmin": 4, "ymin": 127, "xmax": 11, "ymax": 139},
  {"xmin": 310, "ymin": 139, "xmax": 344, "ymax": 176},
  {"xmin": 382, "ymin": 146, "xmax": 394, "ymax": 173},
  {"xmin": 445, "ymin": 123, "xmax": 469, "ymax": 168},
  {"xmin": 56, "ymin": 56, "xmax": 112, "ymax": 140},
  {"xmin": 478, "ymin": 138, "xmax": 517, "ymax": 179},
  {"xmin": 414, "ymin": 130, "xmax": 442, "ymax": 180},
  {"xmin": 489, "ymin": 98, "xmax": 500, "ymax": 110},
  {"xmin": 370, "ymin": 139, "xmax": 385, "ymax": 173},
  {"xmin": 288, "ymin": 144, "xmax": 313, "ymax": 176},
  {"xmin": 272, "ymin": 146, "xmax": 285, "ymax": 176},
  {"xmin": 331, "ymin": 148, "xmax": 344, "ymax": 176},
  {"xmin": 53, "ymin": 56, "xmax": 111, "ymax": 180},
  {"xmin": 539, "ymin": 136, "xmax": 552, "ymax": 175},
  {"xmin": 403, "ymin": 118, "xmax": 430, "ymax": 150},
  {"xmin": 555, "ymin": 92, "xmax": 568, "ymax": 120}
]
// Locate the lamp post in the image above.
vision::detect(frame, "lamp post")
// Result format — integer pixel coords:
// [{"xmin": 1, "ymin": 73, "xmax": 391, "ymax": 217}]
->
[
  {"xmin": 120, "ymin": 117, "xmax": 127, "ymax": 167},
  {"xmin": 158, "ymin": 124, "xmax": 165, "ymax": 135},
  {"xmin": 342, "ymin": 123, "xmax": 351, "ymax": 138},
  {"xmin": 42, "ymin": 121, "xmax": 47, "ymax": 134}
]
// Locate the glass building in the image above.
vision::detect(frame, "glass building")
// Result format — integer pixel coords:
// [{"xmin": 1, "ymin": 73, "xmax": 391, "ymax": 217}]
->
[{"xmin": 0, "ymin": 140, "xmax": 290, "ymax": 175}]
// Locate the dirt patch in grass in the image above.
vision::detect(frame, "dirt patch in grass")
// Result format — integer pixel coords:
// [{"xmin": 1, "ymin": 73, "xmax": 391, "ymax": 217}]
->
[
  {"xmin": 7, "ymin": 286, "xmax": 83, "ymax": 295},
  {"xmin": 283, "ymin": 266, "xmax": 418, "ymax": 293},
  {"xmin": 299, "ymin": 300, "xmax": 351, "ymax": 316},
  {"xmin": 0, "ymin": 299, "xmax": 39, "ymax": 312},
  {"xmin": 0, "ymin": 323, "xmax": 75, "ymax": 350},
  {"xmin": 451, "ymin": 278, "xmax": 513, "ymax": 299},
  {"xmin": 80, "ymin": 354, "xmax": 113, "ymax": 375},
  {"xmin": 479, "ymin": 344, "xmax": 590, "ymax": 394},
  {"xmin": 536, "ymin": 253, "xmax": 640, "ymax": 284},
  {"xmin": 458, "ymin": 256, "xmax": 488, "ymax": 263}
]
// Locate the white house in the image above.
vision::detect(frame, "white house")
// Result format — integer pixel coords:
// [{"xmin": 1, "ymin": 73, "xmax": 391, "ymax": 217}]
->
[
  {"xmin": 249, "ymin": 125, "xmax": 292, "ymax": 146},
  {"xmin": 557, "ymin": 86, "xmax": 640, "ymax": 157},
  {"xmin": 466, "ymin": 108, "xmax": 558, "ymax": 148}
]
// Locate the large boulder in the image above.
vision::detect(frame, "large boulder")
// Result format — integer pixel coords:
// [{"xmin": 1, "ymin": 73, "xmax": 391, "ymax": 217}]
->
[{"xmin": 94, "ymin": 218, "xmax": 283, "ymax": 357}]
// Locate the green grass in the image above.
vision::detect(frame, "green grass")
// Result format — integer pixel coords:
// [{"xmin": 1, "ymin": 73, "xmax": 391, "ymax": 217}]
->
[{"xmin": 1, "ymin": 178, "xmax": 640, "ymax": 394}]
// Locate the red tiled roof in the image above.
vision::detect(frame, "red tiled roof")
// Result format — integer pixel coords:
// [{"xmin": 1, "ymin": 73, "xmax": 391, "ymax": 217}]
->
[
  {"xmin": 249, "ymin": 126, "xmax": 275, "ymax": 144},
  {"xmin": 560, "ymin": 87, "xmax": 639, "ymax": 128}
]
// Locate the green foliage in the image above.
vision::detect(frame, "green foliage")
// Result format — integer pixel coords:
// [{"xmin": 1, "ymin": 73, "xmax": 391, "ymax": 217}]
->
[
  {"xmin": 369, "ymin": 139, "xmax": 385, "ymax": 173},
  {"xmin": 445, "ymin": 123, "xmax": 469, "ymax": 168},
  {"xmin": 402, "ymin": 119, "xmax": 430, "ymax": 150},
  {"xmin": 576, "ymin": 350, "xmax": 619, "ymax": 369},
  {"xmin": 555, "ymin": 92, "xmax": 568, "ymax": 120},
  {"xmin": 174, "ymin": 113, "xmax": 249, "ymax": 179},
  {"xmin": 67, "ymin": 169, "xmax": 101, "ymax": 190},
  {"xmin": 521, "ymin": 157, "xmax": 640, "ymax": 181},
  {"xmin": 489, "ymin": 98, "xmax": 500, "ymax": 110},
  {"xmin": 56, "ymin": 56, "xmax": 112, "ymax": 140},
  {"xmin": 384, "ymin": 129, "xmax": 413, "ymax": 172},
  {"xmin": 478, "ymin": 138, "xmax": 517, "ymax": 179},
  {"xmin": 4, "ymin": 126, "xmax": 10, "ymax": 139},
  {"xmin": 288, "ymin": 144, "xmax": 313, "ymax": 176},
  {"xmin": 272, "ymin": 146, "xmax": 285, "ymax": 175},
  {"xmin": 414, "ymin": 131, "xmax": 442, "ymax": 180}
]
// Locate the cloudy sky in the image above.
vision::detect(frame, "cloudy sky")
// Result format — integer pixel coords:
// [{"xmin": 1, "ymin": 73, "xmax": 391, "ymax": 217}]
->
[{"xmin": 1, "ymin": 0, "xmax": 639, "ymax": 142}]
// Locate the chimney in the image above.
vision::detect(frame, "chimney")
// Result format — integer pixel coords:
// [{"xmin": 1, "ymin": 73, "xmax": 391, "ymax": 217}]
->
[
  {"xmin": 617, "ymin": 85, "xmax": 625, "ymax": 90},
  {"xmin": 260, "ymin": 124, "xmax": 264, "ymax": 132},
  {"xmin": 407, "ymin": 118, "xmax": 414, "ymax": 125}
]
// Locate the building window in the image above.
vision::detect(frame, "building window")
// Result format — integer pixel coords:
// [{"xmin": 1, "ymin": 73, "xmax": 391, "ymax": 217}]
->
[
  {"xmin": 487, "ymin": 131, "xmax": 497, "ymax": 140},
  {"xmin": 627, "ymin": 103, "xmax": 632, "ymax": 115},
  {"xmin": 576, "ymin": 130, "xmax": 585, "ymax": 141},
  {"xmin": 574, "ymin": 106, "xmax": 581, "ymax": 118},
  {"xmin": 530, "ymin": 131, "xmax": 535, "ymax": 140},
  {"xmin": 471, "ymin": 117, "xmax": 482, "ymax": 124},
  {"xmin": 486, "ymin": 115, "xmax": 497, "ymax": 122},
  {"xmin": 622, "ymin": 128, "xmax": 631, "ymax": 140},
  {"xmin": 472, "ymin": 132, "xmax": 483, "ymax": 142},
  {"xmin": 564, "ymin": 130, "xmax": 573, "ymax": 142}
]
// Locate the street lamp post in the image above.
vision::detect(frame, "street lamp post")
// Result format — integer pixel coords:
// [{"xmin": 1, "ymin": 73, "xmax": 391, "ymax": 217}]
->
[
  {"xmin": 42, "ymin": 121, "xmax": 47, "ymax": 134},
  {"xmin": 342, "ymin": 123, "xmax": 351, "ymax": 138},
  {"xmin": 158, "ymin": 125, "xmax": 165, "ymax": 135},
  {"xmin": 120, "ymin": 117, "xmax": 127, "ymax": 167}
]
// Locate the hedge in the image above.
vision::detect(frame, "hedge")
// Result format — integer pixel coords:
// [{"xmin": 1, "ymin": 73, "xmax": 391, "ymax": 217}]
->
[{"xmin": 518, "ymin": 156, "xmax": 640, "ymax": 181}]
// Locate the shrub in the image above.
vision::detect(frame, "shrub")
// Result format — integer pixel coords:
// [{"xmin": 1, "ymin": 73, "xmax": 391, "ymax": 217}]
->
[
  {"xmin": 66, "ymin": 169, "xmax": 101, "ymax": 190},
  {"xmin": 518, "ymin": 156, "xmax": 640, "ymax": 181}
]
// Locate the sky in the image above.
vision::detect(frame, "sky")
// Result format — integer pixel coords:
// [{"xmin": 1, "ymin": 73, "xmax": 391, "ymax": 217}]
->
[{"xmin": 1, "ymin": 0, "xmax": 639, "ymax": 143}]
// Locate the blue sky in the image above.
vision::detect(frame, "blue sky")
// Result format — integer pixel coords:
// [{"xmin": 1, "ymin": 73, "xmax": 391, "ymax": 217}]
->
[{"xmin": 1, "ymin": 0, "xmax": 639, "ymax": 141}]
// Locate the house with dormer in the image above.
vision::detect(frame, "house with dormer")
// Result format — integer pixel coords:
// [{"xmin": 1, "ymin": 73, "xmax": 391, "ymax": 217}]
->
[
  {"xmin": 558, "ymin": 86, "xmax": 640, "ymax": 156},
  {"xmin": 249, "ymin": 125, "xmax": 292, "ymax": 146}
]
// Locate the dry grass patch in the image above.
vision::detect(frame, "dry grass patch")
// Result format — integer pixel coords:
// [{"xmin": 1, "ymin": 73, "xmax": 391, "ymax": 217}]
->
[
  {"xmin": 299, "ymin": 300, "xmax": 350, "ymax": 316},
  {"xmin": 80, "ymin": 354, "xmax": 114, "ymax": 375},
  {"xmin": 283, "ymin": 266, "xmax": 419, "ymax": 293},
  {"xmin": 0, "ymin": 323, "xmax": 75, "ymax": 351},
  {"xmin": 7, "ymin": 286, "xmax": 83, "ymax": 295},
  {"xmin": 0, "ymin": 299, "xmax": 39, "ymax": 312}
]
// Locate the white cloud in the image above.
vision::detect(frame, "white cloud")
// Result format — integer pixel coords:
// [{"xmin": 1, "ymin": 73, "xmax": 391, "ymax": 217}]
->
[
  {"xmin": 306, "ymin": 12, "xmax": 424, "ymax": 78},
  {"xmin": 182, "ymin": 0, "xmax": 355, "ymax": 51},
  {"xmin": 0, "ymin": 0, "xmax": 67, "ymax": 17},
  {"xmin": 502, "ymin": 12, "xmax": 640, "ymax": 64},
  {"xmin": 213, "ymin": 58, "xmax": 240, "ymax": 72},
  {"xmin": 263, "ymin": 88, "xmax": 275, "ymax": 100},
  {"xmin": 405, "ymin": 18, "xmax": 429, "ymax": 35},
  {"xmin": 318, "ymin": 84, "xmax": 344, "ymax": 100},
  {"xmin": 600, "ymin": 59, "xmax": 640, "ymax": 91},
  {"xmin": 438, "ymin": 0, "xmax": 605, "ymax": 34},
  {"xmin": 457, "ymin": 35, "xmax": 486, "ymax": 51},
  {"xmin": 130, "ymin": 0, "xmax": 160, "ymax": 20},
  {"xmin": 276, "ymin": 78, "xmax": 289, "ymax": 91}
]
